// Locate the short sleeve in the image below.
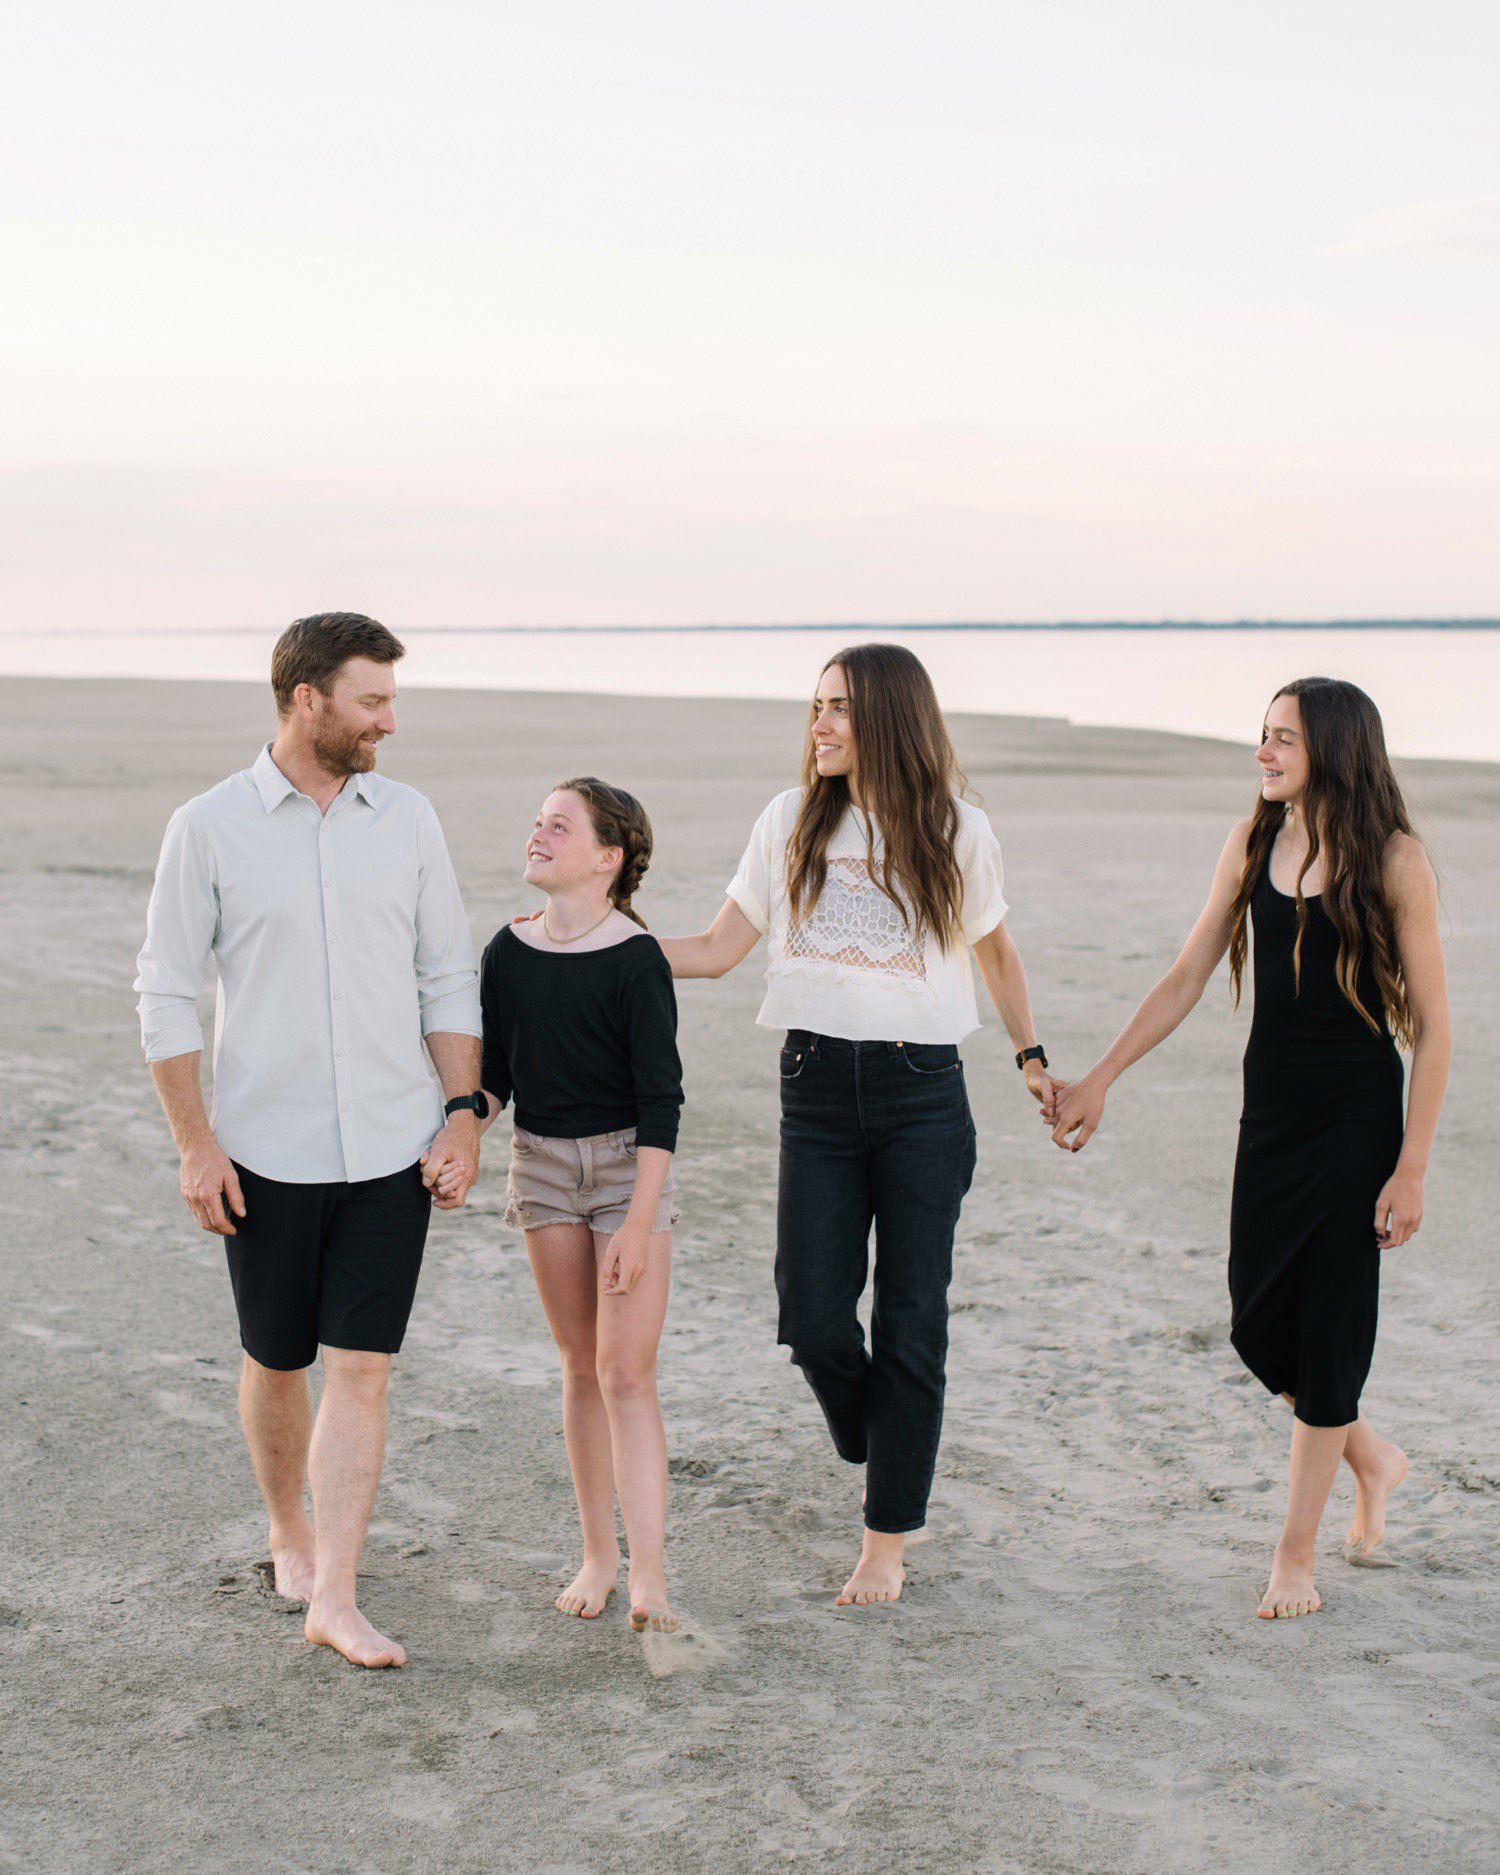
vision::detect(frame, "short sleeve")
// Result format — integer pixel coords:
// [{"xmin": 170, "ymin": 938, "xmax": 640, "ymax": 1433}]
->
[
  {"xmin": 956, "ymin": 804, "xmax": 1008, "ymax": 943},
  {"xmin": 725, "ymin": 793, "xmax": 791, "ymax": 937}
]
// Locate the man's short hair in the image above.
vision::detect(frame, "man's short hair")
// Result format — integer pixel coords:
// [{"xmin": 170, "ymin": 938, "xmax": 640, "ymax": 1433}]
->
[{"xmin": 271, "ymin": 613, "xmax": 406, "ymax": 717}]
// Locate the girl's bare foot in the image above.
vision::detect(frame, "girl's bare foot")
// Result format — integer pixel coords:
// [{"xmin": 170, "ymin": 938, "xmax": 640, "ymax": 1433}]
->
[
  {"xmin": 836, "ymin": 1529, "xmax": 905, "ymax": 1606},
  {"xmin": 1345, "ymin": 1440, "xmax": 1408, "ymax": 1564},
  {"xmin": 270, "ymin": 1546, "xmax": 316, "ymax": 1602},
  {"xmin": 1257, "ymin": 1551, "xmax": 1321, "ymax": 1620},
  {"xmin": 556, "ymin": 1556, "xmax": 619, "ymax": 1619},
  {"xmin": 627, "ymin": 1566, "xmax": 676, "ymax": 1633},
  {"xmin": 304, "ymin": 1602, "xmax": 407, "ymax": 1667}
]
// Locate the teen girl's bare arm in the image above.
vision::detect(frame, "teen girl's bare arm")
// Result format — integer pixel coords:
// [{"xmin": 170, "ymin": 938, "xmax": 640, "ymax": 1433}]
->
[
  {"xmin": 1047, "ymin": 819, "xmax": 1253, "ymax": 1153},
  {"xmin": 657, "ymin": 899, "xmax": 762, "ymax": 979},
  {"xmin": 1373, "ymin": 836, "xmax": 1451, "ymax": 1248},
  {"xmin": 970, "ymin": 920, "xmax": 1056, "ymax": 1106}
]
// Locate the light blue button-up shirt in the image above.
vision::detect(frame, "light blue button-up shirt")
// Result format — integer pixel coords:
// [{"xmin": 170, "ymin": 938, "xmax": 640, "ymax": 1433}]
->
[{"xmin": 135, "ymin": 745, "xmax": 482, "ymax": 1184}]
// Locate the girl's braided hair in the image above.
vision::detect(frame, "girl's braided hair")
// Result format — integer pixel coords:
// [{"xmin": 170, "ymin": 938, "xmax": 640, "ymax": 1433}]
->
[{"xmin": 556, "ymin": 776, "xmax": 653, "ymax": 928}]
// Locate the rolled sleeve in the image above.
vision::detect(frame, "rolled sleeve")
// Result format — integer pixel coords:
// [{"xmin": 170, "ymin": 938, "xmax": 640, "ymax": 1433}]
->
[
  {"xmin": 414, "ymin": 803, "xmax": 481, "ymax": 1038},
  {"xmin": 958, "ymin": 807, "xmax": 1009, "ymax": 944},
  {"xmin": 725, "ymin": 795, "xmax": 784, "ymax": 936},
  {"xmin": 134, "ymin": 807, "xmax": 219, "ymax": 1062}
]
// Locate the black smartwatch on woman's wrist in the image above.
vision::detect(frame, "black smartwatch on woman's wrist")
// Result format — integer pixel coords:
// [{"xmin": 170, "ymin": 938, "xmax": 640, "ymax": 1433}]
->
[
  {"xmin": 444, "ymin": 1092, "xmax": 489, "ymax": 1119},
  {"xmin": 1015, "ymin": 1046, "xmax": 1048, "ymax": 1072}
]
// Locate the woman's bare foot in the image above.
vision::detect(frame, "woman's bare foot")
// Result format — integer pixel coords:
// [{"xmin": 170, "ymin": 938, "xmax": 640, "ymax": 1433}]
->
[
  {"xmin": 836, "ymin": 1530, "xmax": 905, "ymax": 1607},
  {"xmin": 304, "ymin": 1602, "xmax": 407, "ymax": 1667},
  {"xmin": 1257, "ymin": 1551, "xmax": 1321, "ymax": 1620},
  {"xmin": 556, "ymin": 1556, "xmax": 619, "ymax": 1619},
  {"xmin": 270, "ymin": 1546, "xmax": 316, "ymax": 1602},
  {"xmin": 627, "ymin": 1565, "xmax": 676, "ymax": 1633},
  {"xmin": 1345, "ymin": 1440, "xmax": 1408, "ymax": 1564}
]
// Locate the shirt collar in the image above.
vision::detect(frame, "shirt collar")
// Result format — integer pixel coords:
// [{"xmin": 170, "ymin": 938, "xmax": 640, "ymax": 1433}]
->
[{"xmin": 251, "ymin": 744, "xmax": 381, "ymax": 813}]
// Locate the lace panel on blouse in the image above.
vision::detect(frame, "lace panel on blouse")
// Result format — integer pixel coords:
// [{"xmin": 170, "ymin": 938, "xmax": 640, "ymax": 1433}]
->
[{"xmin": 783, "ymin": 857, "xmax": 926, "ymax": 980}]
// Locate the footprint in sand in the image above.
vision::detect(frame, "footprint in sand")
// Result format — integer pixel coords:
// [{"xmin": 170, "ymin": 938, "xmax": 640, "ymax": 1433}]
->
[{"xmin": 639, "ymin": 1619, "xmax": 727, "ymax": 1679}]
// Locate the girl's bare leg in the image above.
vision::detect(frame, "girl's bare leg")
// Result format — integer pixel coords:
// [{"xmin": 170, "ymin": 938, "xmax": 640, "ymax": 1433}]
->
[
  {"xmin": 592, "ymin": 1229, "xmax": 675, "ymax": 1630},
  {"xmin": 1341, "ymin": 1412, "xmax": 1408, "ymax": 1559},
  {"xmin": 1260, "ymin": 1397, "xmax": 1348, "ymax": 1618},
  {"xmin": 527, "ymin": 1224, "xmax": 620, "ymax": 1617}
]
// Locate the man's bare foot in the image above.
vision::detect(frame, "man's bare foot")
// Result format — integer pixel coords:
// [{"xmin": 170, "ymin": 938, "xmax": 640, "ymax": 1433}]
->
[
  {"xmin": 556, "ymin": 1557, "xmax": 619, "ymax": 1620},
  {"xmin": 304, "ymin": 1602, "xmax": 407, "ymax": 1667},
  {"xmin": 627, "ymin": 1567, "xmax": 676, "ymax": 1633},
  {"xmin": 270, "ymin": 1547, "xmax": 316, "ymax": 1602},
  {"xmin": 1257, "ymin": 1553, "xmax": 1321, "ymax": 1620},
  {"xmin": 1345, "ymin": 1440, "xmax": 1408, "ymax": 1565},
  {"xmin": 836, "ymin": 1530, "xmax": 905, "ymax": 1607}
]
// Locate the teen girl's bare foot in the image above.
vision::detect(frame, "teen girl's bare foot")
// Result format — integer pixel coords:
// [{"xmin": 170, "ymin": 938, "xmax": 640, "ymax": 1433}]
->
[
  {"xmin": 270, "ymin": 1546, "xmax": 316, "ymax": 1601},
  {"xmin": 1257, "ymin": 1552, "xmax": 1321, "ymax": 1620},
  {"xmin": 305, "ymin": 1603, "xmax": 407, "ymax": 1667},
  {"xmin": 836, "ymin": 1530, "xmax": 905, "ymax": 1606},
  {"xmin": 1345, "ymin": 1440, "xmax": 1408, "ymax": 1565},
  {"xmin": 556, "ymin": 1556, "xmax": 619, "ymax": 1619},
  {"xmin": 627, "ymin": 1566, "xmax": 677, "ymax": 1633}
]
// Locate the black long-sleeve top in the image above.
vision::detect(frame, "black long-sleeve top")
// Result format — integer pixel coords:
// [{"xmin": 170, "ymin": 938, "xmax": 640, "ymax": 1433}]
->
[{"xmin": 479, "ymin": 925, "xmax": 684, "ymax": 1153}]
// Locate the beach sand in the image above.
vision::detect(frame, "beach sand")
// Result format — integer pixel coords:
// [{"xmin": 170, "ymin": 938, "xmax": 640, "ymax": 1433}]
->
[{"xmin": 2, "ymin": 676, "xmax": 1497, "ymax": 1875}]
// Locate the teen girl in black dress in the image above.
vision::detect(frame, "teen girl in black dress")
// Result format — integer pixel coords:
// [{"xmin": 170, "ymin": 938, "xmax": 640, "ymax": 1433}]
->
[{"xmin": 1047, "ymin": 679, "xmax": 1451, "ymax": 1619}]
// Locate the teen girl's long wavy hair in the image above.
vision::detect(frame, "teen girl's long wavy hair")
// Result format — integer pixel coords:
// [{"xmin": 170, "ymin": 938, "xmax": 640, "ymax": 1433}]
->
[
  {"xmin": 556, "ymin": 775, "xmax": 653, "ymax": 928},
  {"xmin": 785, "ymin": 645, "xmax": 969, "ymax": 951},
  {"xmin": 1227, "ymin": 677, "xmax": 1415, "ymax": 1046}
]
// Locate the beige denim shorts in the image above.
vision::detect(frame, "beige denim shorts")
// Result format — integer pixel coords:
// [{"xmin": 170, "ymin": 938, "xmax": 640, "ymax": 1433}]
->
[{"xmin": 504, "ymin": 1126, "xmax": 678, "ymax": 1236}]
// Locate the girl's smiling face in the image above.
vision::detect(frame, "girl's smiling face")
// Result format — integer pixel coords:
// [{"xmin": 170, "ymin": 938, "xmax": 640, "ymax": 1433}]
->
[
  {"xmin": 811, "ymin": 663, "xmax": 856, "ymax": 781},
  {"xmin": 524, "ymin": 790, "xmax": 618, "ymax": 895},
  {"xmin": 1257, "ymin": 693, "xmax": 1310, "ymax": 807}
]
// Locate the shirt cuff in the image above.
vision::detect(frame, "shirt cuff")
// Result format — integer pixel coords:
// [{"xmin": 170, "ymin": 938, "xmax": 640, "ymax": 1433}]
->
[
  {"xmin": 419, "ymin": 981, "xmax": 483, "ymax": 1038},
  {"xmin": 139, "ymin": 1000, "xmax": 205, "ymax": 1062},
  {"xmin": 962, "ymin": 893, "xmax": 1009, "ymax": 944},
  {"xmin": 725, "ymin": 879, "xmax": 769, "ymax": 936}
]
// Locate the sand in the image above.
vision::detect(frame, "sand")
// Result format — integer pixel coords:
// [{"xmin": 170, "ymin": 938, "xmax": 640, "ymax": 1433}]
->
[{"xmin": 1, "ymin": 676, "xmax": 1497, "ymax": 1875}]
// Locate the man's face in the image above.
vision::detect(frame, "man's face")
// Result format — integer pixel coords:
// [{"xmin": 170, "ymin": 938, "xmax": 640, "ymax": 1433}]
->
[{"xmin": 308, "ymin": 657, "xmax": 398, "ymax": 776}]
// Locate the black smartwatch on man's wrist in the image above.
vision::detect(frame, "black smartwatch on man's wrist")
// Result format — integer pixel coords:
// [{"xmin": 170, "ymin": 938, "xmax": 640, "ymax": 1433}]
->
[
  {"xmin": 1015, "ymin": 1046, "xmax": 1048, "ymax": 1072},
  {"xmin": 444, "ymin": 1092, "xmax": 489, "ymax": 1120}
]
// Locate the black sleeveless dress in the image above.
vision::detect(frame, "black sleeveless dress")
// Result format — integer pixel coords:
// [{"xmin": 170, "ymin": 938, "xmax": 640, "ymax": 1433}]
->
[{"xmin": 1228, "ymin": 864, "xmax": 1405, "ymax": 1427}]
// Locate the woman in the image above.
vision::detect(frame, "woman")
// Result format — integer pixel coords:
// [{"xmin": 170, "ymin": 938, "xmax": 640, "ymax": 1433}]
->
[
  {"xmin": 1047, "ymin": 678, "xmax": 1450, "ymax": 1619},
  {"xmin": 661, "ymin": 645, "xmax": 1055, "ymax": 1607},
  {"xmin": 450, "ymin": 777, "xmax": 683, "ymax": 1633}
]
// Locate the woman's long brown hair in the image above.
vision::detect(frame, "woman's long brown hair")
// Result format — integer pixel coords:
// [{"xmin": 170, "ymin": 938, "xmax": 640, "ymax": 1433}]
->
[
  {"xmin": 1227, "ymin": 677, "xmax": 1415, "ymax": 1046},
  {"xmin": 785, "ymin": 645, "xmax": 969, "ymax": 951}
]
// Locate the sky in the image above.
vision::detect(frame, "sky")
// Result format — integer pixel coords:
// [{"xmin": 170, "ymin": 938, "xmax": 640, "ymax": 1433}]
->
[{"xmin": 3, "ymin": 0, "xmax": 1498, "ymax": 631}]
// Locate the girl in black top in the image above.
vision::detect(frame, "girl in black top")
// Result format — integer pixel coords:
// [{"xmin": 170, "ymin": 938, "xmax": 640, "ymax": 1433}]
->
[
  {"xmin": 1047, "ymin": 680, "xmax": 1450, "ymax": 1621},
  {"xmin": 446, "ymin": 777, "xmax": 684, "ymax": 1633}
]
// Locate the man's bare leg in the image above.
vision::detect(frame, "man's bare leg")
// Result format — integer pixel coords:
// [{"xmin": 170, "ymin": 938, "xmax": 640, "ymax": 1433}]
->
[
  {"xmin": 1259, "ymin": 1408, "xmax": 1347, "ymax": 1619},
  {"xmin": 1342, "ymin": 1412, "xmax": 1408, "ymax": 1561},
  {"xmin": 238, "ymin": 1355, "xmax": 316, "ymax": 1600},
  {"xmin": 303, "ymin": 1347, "xmax": 405, "ymax": 1667}
]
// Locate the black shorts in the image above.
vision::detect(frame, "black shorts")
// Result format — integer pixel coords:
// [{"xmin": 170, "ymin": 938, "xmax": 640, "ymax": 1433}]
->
[{"xmin": 225, "ymin": 1161, "xmax": 432, "ymax": 1371}]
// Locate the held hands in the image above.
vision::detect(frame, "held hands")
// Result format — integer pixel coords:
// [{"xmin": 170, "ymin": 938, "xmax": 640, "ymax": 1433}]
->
[
  {"xmin": 421, "ymin": 1117, "xmax": 480, "ymax": 1210},
  {"xmin": 1374, "ymin": 1167, "xmax": 1424, "ymax": 1248},
  {"xmin": 180, "ymin": 1138, "xmax": 246, "ymax": 1235},
  {"xmin": 602, "ymin": 1220, "xmax": 650, "ymax": 1296},
  {"xmin": 1042, "ymin": 1068, "xmax": 1108, "ymax": 1153}
]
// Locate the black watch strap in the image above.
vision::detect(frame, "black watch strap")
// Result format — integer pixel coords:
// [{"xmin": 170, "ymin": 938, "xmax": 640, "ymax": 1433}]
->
[
  {"xmin": 1015, "ymin": 1045, "xmax": 1048, "ymax": 1072},
  {"xmin": 445, "ymin": 1092, "xmax": 489, "ymax": 1119}
]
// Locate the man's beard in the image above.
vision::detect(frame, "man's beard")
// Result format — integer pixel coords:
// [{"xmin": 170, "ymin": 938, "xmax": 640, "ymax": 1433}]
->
[{"xmin": 312, "ymin": 718, "xmax": 376, "ymax": 777}]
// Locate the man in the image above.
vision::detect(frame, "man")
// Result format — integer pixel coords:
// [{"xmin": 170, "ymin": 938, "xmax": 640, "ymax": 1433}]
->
[{"xmin": 135, "ymin": 612, "xmax": 486, "ymax": 1669}]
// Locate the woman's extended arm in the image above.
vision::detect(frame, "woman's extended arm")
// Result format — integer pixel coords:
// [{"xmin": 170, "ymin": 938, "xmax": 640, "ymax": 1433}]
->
[
  {"xmin": 970, "ymin": 920, "xmax": 1054, "ymax": 1105},
  {"xmin": 657, "ymin": 899, "xmax": 763, "ymax": 980},
  {"xmin": 1372, "ymin": 836, "xmax": 1451, "ymax": 1247},
  {"xmin": 1047, "ymin": 819, "xmax": 1252, "ymax": 1152}
]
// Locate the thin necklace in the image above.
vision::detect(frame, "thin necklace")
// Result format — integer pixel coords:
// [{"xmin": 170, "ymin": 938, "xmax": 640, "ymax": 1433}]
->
[{"xmin": 542, "ymin": 905, "xmax": 614, "ymax": 947}]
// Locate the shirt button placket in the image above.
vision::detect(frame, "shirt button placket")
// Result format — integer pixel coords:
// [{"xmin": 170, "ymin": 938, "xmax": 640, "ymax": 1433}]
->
[{"xmin": 321, "ymin": 818, "xmax": 355, "ymax": 1180}]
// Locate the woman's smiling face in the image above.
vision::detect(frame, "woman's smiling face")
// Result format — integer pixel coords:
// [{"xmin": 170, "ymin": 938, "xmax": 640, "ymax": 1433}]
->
[{"xmin": 811, "ymin": 663, "xmax": 856, "ymax": 782}]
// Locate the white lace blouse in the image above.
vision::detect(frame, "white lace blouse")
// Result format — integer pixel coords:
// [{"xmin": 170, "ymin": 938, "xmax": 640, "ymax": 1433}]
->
[{"xmin": 726, "ymin": 789, "xmax": 1008, "ymax": 1043}]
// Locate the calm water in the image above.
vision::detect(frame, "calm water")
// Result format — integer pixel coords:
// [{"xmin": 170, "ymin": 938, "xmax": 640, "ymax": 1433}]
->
[{"xmin": 2, "ymin": 626, "xmax": 1496, "ymax": 764}]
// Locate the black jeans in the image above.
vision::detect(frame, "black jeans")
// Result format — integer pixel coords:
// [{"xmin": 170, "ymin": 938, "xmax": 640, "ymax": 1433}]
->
[{"xmin": 775, "ymin": 1030, "xmax": 977, "ymax": 1534}]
